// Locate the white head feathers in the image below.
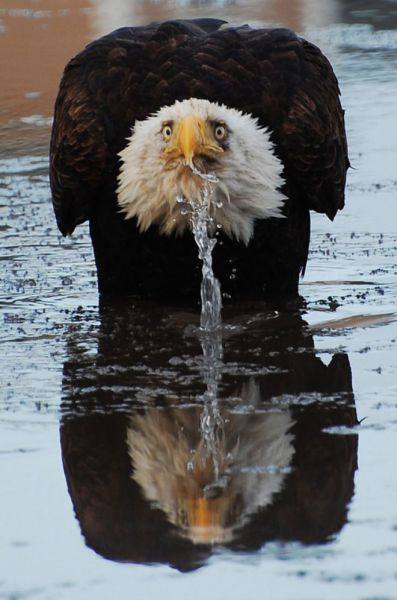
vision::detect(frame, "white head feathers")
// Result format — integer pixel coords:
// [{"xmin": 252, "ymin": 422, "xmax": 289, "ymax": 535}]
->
[{"xmin": 117, "ymin": 98, "xmax": 285, "ymax": 245}]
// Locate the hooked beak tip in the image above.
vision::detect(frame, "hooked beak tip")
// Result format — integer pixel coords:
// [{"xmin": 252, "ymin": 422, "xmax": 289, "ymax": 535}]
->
[{"xmin": 183, "ymin": 156, "xmax": 194, "ymax": 169}]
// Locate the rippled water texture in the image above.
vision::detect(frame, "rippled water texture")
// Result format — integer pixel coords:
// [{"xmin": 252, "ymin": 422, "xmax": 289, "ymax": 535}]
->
[{"xmin": 1, "ymin": 2, "xmax": 397, "ymax": 600}]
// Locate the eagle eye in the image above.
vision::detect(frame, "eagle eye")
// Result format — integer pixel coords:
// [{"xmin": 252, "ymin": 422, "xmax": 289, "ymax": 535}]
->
[
  {"xmin": 214, "ymin": 123, "xmax": 227, "ymax": 141},
  {"xmin": 162, "ymin": 123, "xmax": 173, "ymax": 141}
]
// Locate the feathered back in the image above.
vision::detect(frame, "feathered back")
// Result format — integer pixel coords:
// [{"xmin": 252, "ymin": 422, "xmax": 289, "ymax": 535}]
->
[{"xmin": 50, "ymin": 19, "xmax": 348, "ymax": 236}]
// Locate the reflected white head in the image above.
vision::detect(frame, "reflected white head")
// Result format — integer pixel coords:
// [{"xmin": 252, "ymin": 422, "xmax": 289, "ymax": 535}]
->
[{"xmin": 117, "ymin": 98, "xmax": 285, "ymax": 244}]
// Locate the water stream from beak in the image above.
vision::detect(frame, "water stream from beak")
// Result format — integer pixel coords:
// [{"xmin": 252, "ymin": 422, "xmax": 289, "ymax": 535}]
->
[
  {"xmin": 178, "ymin": 166, "xmax": 225, "ymax": 488},
  {"xmin": 177, "ymin": 166, "xmax": 222, "ymax": 332}
]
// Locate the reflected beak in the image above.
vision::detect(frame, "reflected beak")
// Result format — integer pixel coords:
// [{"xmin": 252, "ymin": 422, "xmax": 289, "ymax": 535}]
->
[
  {"xmin": 187, "ymin": 496, "xmax": 229, "ymax": 544},
  {"xmin": 194, "ymin": 496, "xmax": 212, "ymax": 528}
]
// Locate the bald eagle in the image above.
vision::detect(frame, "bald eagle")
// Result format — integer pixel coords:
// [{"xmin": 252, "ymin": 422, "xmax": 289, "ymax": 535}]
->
[{"xmin": 50, "ymin": 18, "xmax": 348, "ymax": 300}]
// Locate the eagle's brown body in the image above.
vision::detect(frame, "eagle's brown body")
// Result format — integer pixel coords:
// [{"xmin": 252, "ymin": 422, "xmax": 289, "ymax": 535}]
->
[{"xmin": 50, "ymin": 19, "xmax": 348, "ymax": 300}]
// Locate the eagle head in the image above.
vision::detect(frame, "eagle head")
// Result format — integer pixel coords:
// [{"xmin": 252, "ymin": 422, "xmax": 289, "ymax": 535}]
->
[{"xmin": 117, "ymin": 98, "xmax": 285, "ymax": 244}]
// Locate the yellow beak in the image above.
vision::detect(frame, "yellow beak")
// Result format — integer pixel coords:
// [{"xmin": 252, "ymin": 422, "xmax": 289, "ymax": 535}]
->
[
  {"xmin": 187, "ymin": 496, "xmax": 229, "ymax": 544},
  {"xmin": 164, "ymin": 116, "xmax": 224, "ymax": 165},
  {"xmin": 178, "ymin": 115, "xmax": 205, "ymax": 166}
]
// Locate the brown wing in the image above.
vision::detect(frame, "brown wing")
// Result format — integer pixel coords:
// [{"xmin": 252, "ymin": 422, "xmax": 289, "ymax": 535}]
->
[
  {"xmin": 50, "ymin": 59, "xmax": 108, "ymax": 235},
  {"xmin": 49, "ymin": 26, "xmax": 154, "ymax": 236},
  {"xmin": 278, "ymin": 38, "xmax": 349, "ymax": 219}
]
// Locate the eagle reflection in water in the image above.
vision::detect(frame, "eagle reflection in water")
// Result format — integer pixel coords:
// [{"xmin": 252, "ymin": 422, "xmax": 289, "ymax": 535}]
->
[
  {"xmin": 127, "ymin": 380, "xmax": 295, "ymax": 545},
  {"xmin": 60, "ymin": 301, "xmax": 358, "ymax": 571}
]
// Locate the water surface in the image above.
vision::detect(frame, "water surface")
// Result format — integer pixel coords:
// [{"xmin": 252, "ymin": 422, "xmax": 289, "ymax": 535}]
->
[{"xmin": 1, "ymin": 2, "xmax": 397, "ymax": 599}]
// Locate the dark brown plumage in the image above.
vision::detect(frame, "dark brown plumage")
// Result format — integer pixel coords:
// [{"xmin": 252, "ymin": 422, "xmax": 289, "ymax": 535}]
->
[{"xmin": 50, "ymin": 19, "xmax": 349, "ymax": 300}]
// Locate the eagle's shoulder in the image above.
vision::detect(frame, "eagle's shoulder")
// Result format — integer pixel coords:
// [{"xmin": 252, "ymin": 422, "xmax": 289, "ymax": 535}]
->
[
  {"xmin": 227, "ymin": 27, "xmax": 349, "ymax": 219},
  {"xmin": 50, "ymin": 25, "xmax": 160, "ymax": 235},
  {"xmin": 277, "ymin": 37, "xmax": 349, "ymax": 219}
]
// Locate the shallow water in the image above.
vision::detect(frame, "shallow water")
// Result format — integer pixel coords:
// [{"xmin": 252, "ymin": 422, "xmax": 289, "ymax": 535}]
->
[{"xmin": 1, "ymin": 2, "xmax": 397, "ymax": 600}]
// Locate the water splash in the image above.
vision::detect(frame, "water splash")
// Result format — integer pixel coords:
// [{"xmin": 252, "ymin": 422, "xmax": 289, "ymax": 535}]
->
[{"xmin": 177, "ymin": 166, "xmax": 222, "ymax": 331}]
